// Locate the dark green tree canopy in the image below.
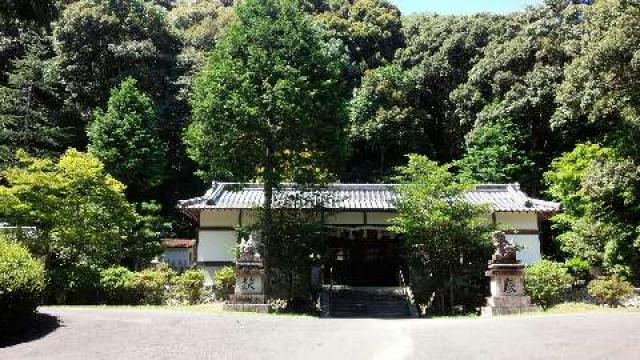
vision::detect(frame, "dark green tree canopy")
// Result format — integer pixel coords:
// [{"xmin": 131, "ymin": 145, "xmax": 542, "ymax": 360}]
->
[
  {"xmin": 456, "ymin": 118, "xmax": 535, "ymax": 186},
  {"xmin": 0, "ymin": 41, "xmax": 67, "ymax": 164},
  {"xmin": 53, "ymin": 0, "xmax": 180, "ymax": 116},
  {"xmin": 88, "ymin": 77, "xmax": 166, "ymax": 198},
  {"xmin": 314, "ymin": 0, "xmax": 404, "ymax": 76}
]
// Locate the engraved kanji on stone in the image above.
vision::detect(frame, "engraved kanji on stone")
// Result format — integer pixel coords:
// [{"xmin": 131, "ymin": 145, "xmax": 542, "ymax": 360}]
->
[{"xmin": 242, "ymin": 276, "xmax": 256, "ymax": 290}]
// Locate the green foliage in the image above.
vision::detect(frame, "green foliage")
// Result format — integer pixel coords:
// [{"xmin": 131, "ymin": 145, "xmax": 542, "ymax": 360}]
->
[
  {"xmin": 52, "ymin": 0, "xmax": 180, "ymax": 113},
  {"xmin": 186, "ymin": 0, "xmax": 348, "ymax": 185},
  {"xmin": 0, "ymin": 150, "xmax": 159, "ymax": 302},
  {"xmin": 391, "ymin": 154, "xmax": 494, "ymax": 314},
  {"xmin": 315, "ymin": 0, "xmax": 404, "ymax": 77},
  {"xmin": 0, "ymin": 149, "xmax": 134, "ymax": 266},
  {"xmin": 457, "ymin": 118, "xmax": 536, "ymax": 185},
  {"xmin": 553, "ymin": 0, "xmax": 640, "ymax": 159},
  {"xmin": 100, "ymin": 265, "xmax": 204, "ymax": 305},
  {"xmin": 0, "ymin": 235, "xmax": 46, "ymax": 325},
  {"xmin": 525, "ymin": 260, "xmax": 572, "ymax": 309},
  {"xmin": 0, "ymin": 41, "xmax": 67, "ymax": 164},
  {"xmin": 564, "ymin": 257, "xmax": 590, "ymax": 282},
  {"xmin": 545, "ymin": 144, "xmax": 640, "ymax": 275},
  {"xmin": 588, "ymin": 275, "xmax": 635, "ymax": 307},
  {"xmin": 214, "ymin": 266, "xmax": 236, "ymax": 299},
  {"xmin": 170, "ymin": 268, "xmax": 206, "ymax": 305},
  {"xmin": 256, "ymin": 190, "xmax": 328, "ymax": 299},
  {"xmin": 545, "ymin": 144, "xmax": 617, "ymax": 214},
  {"xmin": 169, "ymin": 0, "xmax": 236, "ymax": 50},
  {"xmin": 131, "ymin": 265, "xmax": 175, "ymax": 305},
  {"xmin": 99, "ymin": 266, "xmax": 136, "ymax": 305},
  {"xmin": 348, "ymin": 65, "xmax": 423, "ymax": 180},
  {"xmin": 88, "ymin": 78, "xmax": 166, "ymax": 197}
]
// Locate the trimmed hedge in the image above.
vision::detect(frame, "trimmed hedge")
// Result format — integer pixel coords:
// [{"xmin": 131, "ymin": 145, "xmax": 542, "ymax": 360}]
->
[
  {"xmin": 99, "ymin": 266, "xmax": 136, "ymax": 305},
  {"xmin": 0, "ymin": 236, "xmax": 46, "ymax": 325},
  {"xmin": 588, "ymin": 275, "xmax": 635, "ymax": 307},
  {"xmin": 214, "ymin": 266, "xmax": 236, "ymax": 300},
  {"xmin": 99, "ymin": 265, "xmax": 208, "ymax": 305},
  {"xmin": 171, "ymin": 269, "xmax": 205, "ymax": 305}
]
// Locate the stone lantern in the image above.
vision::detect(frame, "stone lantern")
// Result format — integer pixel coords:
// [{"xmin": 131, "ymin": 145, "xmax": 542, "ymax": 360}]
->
[
  {"xmin": 223, "ymin": 234, "xmax": 270, "ymax": 312},
  {"xmin": 482, "ymin": 231, "xmax": 537, "ymax": 316}
]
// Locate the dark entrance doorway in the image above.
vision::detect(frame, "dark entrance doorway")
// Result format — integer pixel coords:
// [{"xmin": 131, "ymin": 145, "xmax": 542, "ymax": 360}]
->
[{"xmin": 324, "ymin": 228, "xmax": 404, "ymax": 286}]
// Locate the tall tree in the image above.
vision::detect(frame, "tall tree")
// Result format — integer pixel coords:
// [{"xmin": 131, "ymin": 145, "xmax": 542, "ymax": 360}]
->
[
  {"xmin": 456, "ymin": 118, "xmax": 536, "ymax": 186},
  {"xmin": 88, "ymin": 78, "xmax": 166, "ymax": 199},
  {"xmin": 185, "ymin": 0, "xmax": 348, "ymax": 290},
  {"xmin": 391, "ymin": 154, "xmax": 493, "ymax": 314},
  {"xmin": 0, "ymin": 41, "xmax": 67, "ymax": 164}
]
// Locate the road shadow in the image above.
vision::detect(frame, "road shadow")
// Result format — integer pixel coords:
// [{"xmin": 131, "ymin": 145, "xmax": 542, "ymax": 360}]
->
[{"xmin": 0, "ymin": 313, "xmax": 62, "ymax": 348}]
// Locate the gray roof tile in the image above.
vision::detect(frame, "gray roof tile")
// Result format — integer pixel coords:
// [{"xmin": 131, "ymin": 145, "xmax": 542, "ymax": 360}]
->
[{"xmin": 179, "ymin": 183, "xmax": 560, "ymax": 213}]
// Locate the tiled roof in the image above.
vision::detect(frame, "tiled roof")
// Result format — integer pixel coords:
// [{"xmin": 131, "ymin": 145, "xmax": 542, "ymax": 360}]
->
[
  {"xmin": 161, "ymin": 239, "xmax": 196, "ymax": 249},
  {"xmin": 179, "ymin": 183, "xmax": 560, "ymax": 213}
]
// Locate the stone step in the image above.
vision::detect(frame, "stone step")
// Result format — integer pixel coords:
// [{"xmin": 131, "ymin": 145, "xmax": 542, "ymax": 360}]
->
[{"xmin": 322, "ymin": 286, "xmax": 413, "ymax": 318}]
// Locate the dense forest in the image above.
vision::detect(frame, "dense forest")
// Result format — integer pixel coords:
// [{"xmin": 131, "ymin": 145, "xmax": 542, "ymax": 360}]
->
[{"xmin": 2, "ymin": 0, "xmax": 640, "ymax": 292}]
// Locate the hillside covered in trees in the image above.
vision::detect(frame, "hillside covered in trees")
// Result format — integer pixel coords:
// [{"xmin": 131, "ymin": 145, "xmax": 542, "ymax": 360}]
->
[{"xmin": 2, "ymin": 0, "xmax": 640, "ymax": 290}]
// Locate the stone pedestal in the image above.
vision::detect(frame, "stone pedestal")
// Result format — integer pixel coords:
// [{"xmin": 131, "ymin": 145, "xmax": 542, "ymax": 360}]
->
[
  {"xmin": 482, "ymin": 263, "xmax": 537, "ymax": 316},
  {"xmin": 482, "ymin": 232, "xmax": 538, "ymax": 317}
]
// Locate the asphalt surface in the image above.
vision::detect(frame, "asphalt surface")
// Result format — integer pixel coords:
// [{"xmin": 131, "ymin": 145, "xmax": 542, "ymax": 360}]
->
[{"xmin": 1, "ymin": 307, "xmax": 640, "ymax": 360}]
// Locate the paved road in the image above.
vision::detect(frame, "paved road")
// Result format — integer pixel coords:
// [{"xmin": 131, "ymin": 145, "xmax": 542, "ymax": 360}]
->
[{"xmin": 2, "ymin": 307, "xmax": 640, "ymax": 360}]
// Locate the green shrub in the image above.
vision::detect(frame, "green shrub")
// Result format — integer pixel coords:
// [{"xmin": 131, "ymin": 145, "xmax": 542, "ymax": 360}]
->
[
  {"xmin": 171, "ymin": 269, "xmax": 205, "ymax": 305},
  {"xmin": 131, "ymin": 265, "xmax": 175, "ymax": 305},
  {"xmin": 565, "ymin": 257, "xmax": 591, "ymax": 282},
  {"xmin": 588, "ymin": 275, "xmax": 635, "ymax": 307},
  {"xmin": 47, "ymin": 259, "xmax": 101, "ymax": 305},
  {"xmin": 525, "ymin": 260, "xmax": 572, "ymax": 309},
  {"xmin": 99, "ymin": 266, "xmax": 135, "ymax": 304},
  {"xmin": 214, "ymin": 267, "xmax": 236, "ymax": 299},
  {"xmin": 0, "ymin": 236, "xmax": 46, "ymax": 325}
]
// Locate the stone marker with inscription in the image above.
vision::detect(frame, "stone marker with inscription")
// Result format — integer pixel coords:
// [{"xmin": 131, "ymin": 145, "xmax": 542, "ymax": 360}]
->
[
  {"xmin": 223, "ymin": 235, "xmax": 270, "ymax": 313},
  {"xmin": 481, "ymin": 231, "xmax": 538, "ymax": 316}
]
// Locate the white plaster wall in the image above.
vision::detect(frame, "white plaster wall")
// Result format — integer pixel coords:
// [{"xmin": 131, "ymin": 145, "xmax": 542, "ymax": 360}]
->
[
  {"xmin": 198, "ymin": 230, "xmax": 237, "ymax": 262},
  {"xmin": 200, "ymin": 210, "xmax": 240, "ymax": 227},
  {"xmin": 366, "ymin": 212, "xmax": 395, "ymax": 225},
  {"xmin": 325, "ymin": 212, "xmax": 365, "ymax": 225},
  {"xmin": 495, "ymin": 212, "xmax": 538, "ymax": 230},
  {"xmin": 507, "ymin": 234, "xmax": 541, "ymax": 265}
]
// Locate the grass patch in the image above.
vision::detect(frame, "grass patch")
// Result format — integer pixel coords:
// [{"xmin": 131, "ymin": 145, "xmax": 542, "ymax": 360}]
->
[{"xmin": 545, "ymin": 302, "xmax": 640, "ymax": 315}]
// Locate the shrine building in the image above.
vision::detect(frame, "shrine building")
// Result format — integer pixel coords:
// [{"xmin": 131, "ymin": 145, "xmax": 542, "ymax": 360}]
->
[{"xmin": 178, "ymin": 183, "xmax": 560, "ymax": 286}]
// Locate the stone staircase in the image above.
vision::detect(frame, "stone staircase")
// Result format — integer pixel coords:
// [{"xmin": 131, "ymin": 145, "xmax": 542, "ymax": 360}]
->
[{"xmin": 322, "ymin": 286, "xmax": 415, "ymax": 318}]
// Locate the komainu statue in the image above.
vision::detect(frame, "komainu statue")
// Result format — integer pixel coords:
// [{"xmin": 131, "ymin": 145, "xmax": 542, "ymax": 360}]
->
[{"xmin": 491, "ymin": 231, "xmax": 517, "ymax": 263}]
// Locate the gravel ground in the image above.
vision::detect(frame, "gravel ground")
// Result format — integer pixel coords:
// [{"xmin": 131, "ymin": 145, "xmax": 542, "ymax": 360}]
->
[{"xmin": 1, "ymin": 307, "xmax": 640, "ymax": 360}]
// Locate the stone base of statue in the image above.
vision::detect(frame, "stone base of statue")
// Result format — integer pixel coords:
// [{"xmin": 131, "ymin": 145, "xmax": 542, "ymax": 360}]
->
[
  {"xmin": 481, "ymin": 263, "xmax": 538, "ymax": 316},
  {"xmin": 481, "ymin": 232, "xmax": 538, "ymax": 317},
  {"xmin": 223, "ymin": 236, "xmax": 271, "ymax": 313}
]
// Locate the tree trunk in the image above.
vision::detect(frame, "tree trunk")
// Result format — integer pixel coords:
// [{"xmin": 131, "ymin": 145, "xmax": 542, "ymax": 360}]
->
[
  {"xmin": 262, "ymin": 137, "xmax": 275, "ymax": 296},
  {"xmin": 449, "ymin": 263, "xmax": 455, "ymax": 313}
]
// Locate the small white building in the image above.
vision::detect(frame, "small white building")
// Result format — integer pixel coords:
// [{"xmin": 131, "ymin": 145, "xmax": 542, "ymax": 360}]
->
[
  {"xmin": 179, "ymin": 183, "xmax": 560, "ymax": 286},
  {"xmin": 160, "ymin": 239, "xmax": 196, "ymax": 270}
]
